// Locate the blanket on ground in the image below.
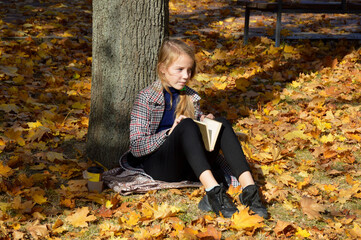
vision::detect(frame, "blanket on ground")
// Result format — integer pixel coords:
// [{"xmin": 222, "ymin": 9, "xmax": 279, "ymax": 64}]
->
[{"xmin": 102, "ymin": 151, "xmax": 239, "ymax": 195}]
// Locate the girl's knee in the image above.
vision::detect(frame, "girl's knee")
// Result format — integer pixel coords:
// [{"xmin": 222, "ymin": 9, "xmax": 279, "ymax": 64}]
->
[
  {"xmin": 215, "ymin": 117, "xmax": 230, "ymax": 126},
  {"xmin": 179, "ymin": 118, "xmax": 198, "ymax": 128},
  {"xmin": 174, "ymin": 118, "xmax": 199, "ymax": 135}
]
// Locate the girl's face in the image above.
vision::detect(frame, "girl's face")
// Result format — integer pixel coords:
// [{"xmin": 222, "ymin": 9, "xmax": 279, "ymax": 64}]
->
[{"xmin": 161, "ymin": 53, "xmax": 194, "ymax": 90}]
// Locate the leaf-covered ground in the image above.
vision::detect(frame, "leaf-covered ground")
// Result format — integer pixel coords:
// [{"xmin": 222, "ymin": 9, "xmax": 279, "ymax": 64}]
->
[{"xmin": 0, "ymin": 0, "xmax": 361, "ymax": 239}]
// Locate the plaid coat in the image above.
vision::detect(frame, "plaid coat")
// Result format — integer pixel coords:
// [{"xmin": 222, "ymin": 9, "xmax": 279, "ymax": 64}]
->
[{"xmin": 129, "ymin": 80, "xmax": 203, "ymax": 157}]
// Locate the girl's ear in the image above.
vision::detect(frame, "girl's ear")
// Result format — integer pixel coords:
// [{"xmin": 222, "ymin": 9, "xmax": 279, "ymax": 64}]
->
[{"xmin": 159, "ymin": 63, "xmax": 166, "ymax": 74}]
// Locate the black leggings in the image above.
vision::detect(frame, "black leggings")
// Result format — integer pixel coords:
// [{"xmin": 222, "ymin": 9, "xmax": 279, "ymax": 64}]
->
[{"xmin": 129, "ymin": 117, "xmax": 251, "ymax": 183}]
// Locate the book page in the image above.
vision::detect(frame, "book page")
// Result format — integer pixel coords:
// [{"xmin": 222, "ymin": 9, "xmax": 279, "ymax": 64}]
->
[
  {"xmin": 195, "ymin": 118, "xmax": 222, "ymax": 151},
  {"xmin": 202, "ymin": 118, "xmax": 222, "ymax": 150},
  {"xmin": 194, "ymin": 120, "xmax": 211, "ymax": 151}
]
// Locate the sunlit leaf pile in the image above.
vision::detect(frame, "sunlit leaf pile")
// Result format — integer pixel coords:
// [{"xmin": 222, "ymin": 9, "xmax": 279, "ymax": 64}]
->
[{"xmin": 0, "ymin": 0, "xmax": 360, "ymax": 239}]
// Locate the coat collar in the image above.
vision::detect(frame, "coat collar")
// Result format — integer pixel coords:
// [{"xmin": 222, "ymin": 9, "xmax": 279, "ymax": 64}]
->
[{"xmin": 148, "ymin": 80, "xmax": 201, "ymax": 105}]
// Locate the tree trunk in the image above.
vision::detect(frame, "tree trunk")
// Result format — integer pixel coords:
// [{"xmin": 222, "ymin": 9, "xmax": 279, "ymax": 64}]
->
[{"xmin": 87, "ymin": 0, "xmax": 169, "ymax": 168}]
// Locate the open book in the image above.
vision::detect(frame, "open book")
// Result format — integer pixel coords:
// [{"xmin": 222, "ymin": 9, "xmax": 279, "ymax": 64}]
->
[{"xmin": 194, "ymin": 118, "xmax": 222, "ymax": 152}]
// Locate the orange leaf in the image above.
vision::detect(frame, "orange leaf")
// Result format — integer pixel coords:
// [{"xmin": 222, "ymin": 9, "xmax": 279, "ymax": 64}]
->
[
  {"xmin": 300, "ymin": 197, "xmax": 325, "ymax": 219},
  {"xmin": 196, "ymin": 226, "xmax": 221, "ymax": 240},
  {"xmin": 274, "ymin": 220, "xmax": 296, "ymax": 236},
  {"xmin": 231, "ymin": 206, "xmax": 264, "ymax": 230},
  {"xmin": 346, "ymin": 174, "xmax": 357, "ymax": 185},
  {"xmin": 0, "ymin": 138, "xmax": 5, "ymax": 153},
  {"xmin": 61, "ymin": 198, "xmax": 75, "ymax": 209},
  {"xmin": 97, "ymin": 205, "xmax": 113, "ymax": 218},
  {"xmin": 227, "ymin": 184, "xmax": 242, "ymax": 199},
  {"xmin": 52, "ymin": 218, "xmax": 64, "ymax": 230}
]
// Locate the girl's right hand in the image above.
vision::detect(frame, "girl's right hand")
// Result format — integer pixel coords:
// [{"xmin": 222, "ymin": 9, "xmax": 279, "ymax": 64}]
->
[{"xmin": 168, "ymin": 115, "xmax": 187, "ymax": 135}]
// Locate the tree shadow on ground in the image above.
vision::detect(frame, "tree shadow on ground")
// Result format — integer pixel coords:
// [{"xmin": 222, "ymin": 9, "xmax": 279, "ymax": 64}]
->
[{"xmin": 170, "ymin": 3, "xmax": 361, "ymax": 116}]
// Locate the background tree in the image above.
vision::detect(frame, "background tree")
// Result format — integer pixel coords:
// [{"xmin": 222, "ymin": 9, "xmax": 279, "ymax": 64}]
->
[{"xmin": 87, "ymin": 0, "xmax": 169, "ymax": 168}]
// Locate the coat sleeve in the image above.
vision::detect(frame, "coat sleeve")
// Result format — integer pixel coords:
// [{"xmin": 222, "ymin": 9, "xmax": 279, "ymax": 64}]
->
[
  {"xmin": 194, "ymin": 100, "xmax": 203, "ymax": 120},
  {"xmin": 129, "ymin": 92, "xmax": 168, "ymax": 157}
]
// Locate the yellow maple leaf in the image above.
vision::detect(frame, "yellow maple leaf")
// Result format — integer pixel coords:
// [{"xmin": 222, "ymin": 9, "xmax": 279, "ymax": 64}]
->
[
  {"xmin": 65, "ymin": 207, "xmax": 97, "ymax": 228},
  {"xmin": 290, "ymin": 80, "xmax": 301, "ymax": 88},
  {"xmin": 314, "ymin": 118, "xmax": 332, "ymax": 132},
  {"xmin": 123, "ymin": 211, "xmax": 141, "ymax": 226},
  {"xmin": 72, "ymin": 102, "xmax": 86, "ymax": 109},
  {"xmin": 105, "ymin": 200, "xmax": 113, "ymax": 209},
  {"xmin": 322, "ymin": 184, "xmax": 338, "ymax": 193},
  {"xmin": 4, "ymin": 127, "xmax": 25, "ymax": 146},
  {"xmin": 296, "ymin": 227, "xmax": 310, "ymax": 238},
  {"xmin": 32, "ymin": 193, "xmax": 48, "ymax": 205},
  {"xmin": 284, "ymin": 45, "xmax": 296, "ymax": 54},
  {"xmin": 231, "ymin": 206, "xmax": 264, "ymax": 230},
  {"xmin": 28, "ymin": 121, "xmax": 43, "ymax": 129},
  {"xmin": 320, "ymin": 133, "xmax": 334, "ymax": 143},
  {"xmin": 26, "ymin": 126, "xmax": 51, "ymax": 142},
  {"xmin": 213, "ymin": 82, "xmax": 227, "ymax": 90},
  {"xmin": 0, "ymin": 162, "xmax": 14, "ymax": 178},
  {"xmin": 284, "ymin": 130, "xmax": 311, "ymax": 141},
  {"xmin": 152, "ymin": 203, "xmax": 181, "ymax": 220}
]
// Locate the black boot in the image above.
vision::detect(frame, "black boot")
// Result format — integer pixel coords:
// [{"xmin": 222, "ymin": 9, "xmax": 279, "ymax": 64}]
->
[
  {"xmin": 239, "ymin": 185, "xmax": 269, "ymax": 219},
  {"xmin": 198, "ymin": 184, "xmax": 238, "ymax": 218}
]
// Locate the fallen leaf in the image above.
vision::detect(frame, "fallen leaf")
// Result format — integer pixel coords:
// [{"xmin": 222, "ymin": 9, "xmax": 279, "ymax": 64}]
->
[
  {"xmin": 151, "ymin": 203, "xmax": 181, "ymax": 220},
  {"xmin": 231, "ymin": 206, "xmax": 264, "ymax": 230},
  {"xmin": 295, "ymin": 227, "xmax": 311, "ymax": 238},
  {"xmin": 4, "ymin": 127, "xmax": 25, "ymax": 146},
  {"xmin": 274, "ymin": 220, "xmax": 296, "ymax": 236},
  {"xmin": 300, "ymin": 197, "xmax": 325, "ymax": 219},
  {"xmin": 65, "ymin": 207, "xmax": 97, "ymax": 227},
  {"xmin": 349, "ymin": 222, "xmax": 361, "ymax": 238},
  {"xmin": 27, "ymin": 221, "xmax": 49, "ymax": 240},
  {"xmin": 0, "ymin": 162, "xmax": 14, "ymax": 178},
  {"xmin": 196, "ymin": 226, "xmax": 221, "ymax": 240}
]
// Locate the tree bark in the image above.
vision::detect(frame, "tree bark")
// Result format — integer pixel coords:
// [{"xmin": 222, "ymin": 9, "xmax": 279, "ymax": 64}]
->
[{"xmin": 87, "ymin": 0, "xmax": 169, "ymax": 168}]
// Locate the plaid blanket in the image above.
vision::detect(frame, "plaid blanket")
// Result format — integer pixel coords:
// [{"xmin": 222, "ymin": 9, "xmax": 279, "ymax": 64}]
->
[{"xmin": 102, "ymin": 151, "xmax": 239, "ymax": 195}]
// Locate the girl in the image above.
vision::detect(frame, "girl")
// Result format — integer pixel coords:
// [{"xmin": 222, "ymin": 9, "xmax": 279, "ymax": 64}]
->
[{"xmin": 127, "ymin": 39, "xmax": 268, "ymax": 218}]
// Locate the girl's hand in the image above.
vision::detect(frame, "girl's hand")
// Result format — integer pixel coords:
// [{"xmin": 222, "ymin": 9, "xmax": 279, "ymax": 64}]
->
[
  {"xmin": 200, "ymin": 113, "xmax": 215, "ymax": 121},
  {"xmin": 168, "ymin": 115, "xmax": 187, "ymax": 135}
]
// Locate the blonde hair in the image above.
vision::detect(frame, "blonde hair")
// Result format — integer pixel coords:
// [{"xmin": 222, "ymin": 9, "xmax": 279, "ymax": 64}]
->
[{"xmin": 157, "ymin": 39, "xmax": 196, "ymax": 119}]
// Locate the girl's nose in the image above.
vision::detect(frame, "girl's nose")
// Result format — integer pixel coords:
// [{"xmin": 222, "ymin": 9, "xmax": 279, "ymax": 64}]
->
[{"xmin": 183, "ymin": 69, "xmax": 191, "ymax": 79}]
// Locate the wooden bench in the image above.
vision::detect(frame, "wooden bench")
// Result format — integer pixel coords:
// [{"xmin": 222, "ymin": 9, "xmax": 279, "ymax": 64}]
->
[{"xmin": 237, "ymin": 0, "xmax": 361, "ymax": 46}]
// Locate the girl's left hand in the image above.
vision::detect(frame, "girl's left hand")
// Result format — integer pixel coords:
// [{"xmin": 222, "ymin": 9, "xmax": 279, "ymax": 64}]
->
[{"xmin": 200, "ymin": 113, "xmax": 215, "ymax": 121}]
